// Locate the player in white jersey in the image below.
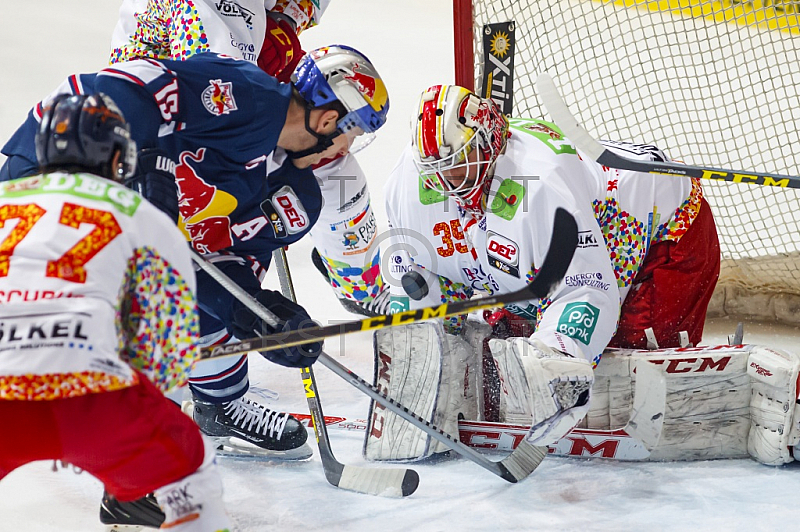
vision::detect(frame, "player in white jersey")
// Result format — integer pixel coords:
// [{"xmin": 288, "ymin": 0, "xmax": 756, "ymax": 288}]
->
[
  {"xmin": 0, "ymin": 94, "xmax": 232, "ymax": 531},
  {"xmin": 363, "ymin": 85, "xmax": 720, "ymax": 461}
]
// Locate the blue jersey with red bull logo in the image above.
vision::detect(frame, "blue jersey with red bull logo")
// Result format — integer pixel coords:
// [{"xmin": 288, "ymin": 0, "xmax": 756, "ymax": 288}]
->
[{"xmin": 0, "ymin": 53, "xmax": 322, "ymax": 323}]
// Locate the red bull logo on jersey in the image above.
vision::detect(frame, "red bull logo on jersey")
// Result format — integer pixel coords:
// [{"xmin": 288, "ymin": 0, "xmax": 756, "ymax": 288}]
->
[
  {"xmin": 202, "ymin": 79, "xmax": 238, "ymax": 116},
  {"xmin": 343, "ymin": 63, "xmax": 388, "ymax": 113},
  {"xmin": 175, "ymin": 148, "xmax": 237, "ymax": 253},
  {"xmin": 269, "ymin": 186, "xmax": 308, "ymax": 235}
]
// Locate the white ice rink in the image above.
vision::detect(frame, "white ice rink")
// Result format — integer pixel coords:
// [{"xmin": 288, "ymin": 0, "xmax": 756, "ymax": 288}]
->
[{"xmin": 1, "ymin": 1, "xmax": 800, "ymax": 530}]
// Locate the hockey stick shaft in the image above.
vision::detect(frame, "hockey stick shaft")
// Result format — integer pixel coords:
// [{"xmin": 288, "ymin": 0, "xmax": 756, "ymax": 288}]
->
[
  {"xmin": 536, "ymin": 73, "xmax": 800, "ymax": 190},
  {"xmin": 271, "ymin": 248, "xmax": 419, "ymax": 497},
  {"xmin": 198, "ymin": 207, "xmax": 578, "ymax": 361},
  {"xmin": 191, "ymin": 252, "xmax": 540, "ymax": 482}
]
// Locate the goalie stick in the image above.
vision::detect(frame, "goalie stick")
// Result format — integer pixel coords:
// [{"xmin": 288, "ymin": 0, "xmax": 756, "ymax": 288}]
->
[
  {"xmin": 197, "ymin": 207, "xmax": 578, "ymax": 361},
  {"xmin": 536, "ymin": 73, "xmax": 800, "ymax": 190},
  {"xmin": 191, "ymin": 208, "xmax": 579, "ymax": 483},
  {"xmin": 271, "ymin": 247, "xmax": 419, "ymax": 498}
]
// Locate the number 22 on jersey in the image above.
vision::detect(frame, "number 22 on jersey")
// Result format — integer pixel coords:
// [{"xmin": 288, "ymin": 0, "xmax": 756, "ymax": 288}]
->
[{"xmin": 0, "ymin": 202, "xmax": 122, "ymax": 283}]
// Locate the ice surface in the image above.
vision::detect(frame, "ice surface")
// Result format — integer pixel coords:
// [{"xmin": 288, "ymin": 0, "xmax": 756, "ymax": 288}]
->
[{"xmin": 1, "ymin": 1, "xmax": 799, "ymax": 530}]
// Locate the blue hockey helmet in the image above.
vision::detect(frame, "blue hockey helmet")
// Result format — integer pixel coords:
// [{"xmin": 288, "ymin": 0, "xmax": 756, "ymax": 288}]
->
[
  {"xmin": 292, "ymin": 45, "xmax": 389, "ymax": 155},
  {"xmin": 35, "ymin": 93, "xmax": 137, "ymax": 181}
]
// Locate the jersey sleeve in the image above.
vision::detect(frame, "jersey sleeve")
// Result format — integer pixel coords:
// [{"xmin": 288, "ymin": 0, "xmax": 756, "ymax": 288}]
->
[
  {"xmin": 523, "ymin": 182, "xmax": 620, "ymax": 367},
  {"xmin": 120, "ymin": 203, "xmax": 200, "ymax": 393},
  {"xmin": 309, "ymin": 154, "xmax": 383, "ymax": 304}
]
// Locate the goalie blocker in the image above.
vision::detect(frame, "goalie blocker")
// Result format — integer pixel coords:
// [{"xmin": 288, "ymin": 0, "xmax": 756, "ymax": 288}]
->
[{"xmin": 365, "ymin": 330, "xmax": 800, "ymax": 465}]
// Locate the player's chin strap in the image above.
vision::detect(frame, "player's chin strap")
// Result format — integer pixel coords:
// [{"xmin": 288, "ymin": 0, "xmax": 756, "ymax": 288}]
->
[{"xmin": 286, "ymin": 105, "xmax": 342, "ymax": 159}]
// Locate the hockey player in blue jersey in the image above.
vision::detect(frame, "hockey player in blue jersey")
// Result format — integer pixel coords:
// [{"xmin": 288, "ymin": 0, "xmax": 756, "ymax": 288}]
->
[{"xmin": 0, "ymin": 45, "xmax": 389, "ymax": 461}]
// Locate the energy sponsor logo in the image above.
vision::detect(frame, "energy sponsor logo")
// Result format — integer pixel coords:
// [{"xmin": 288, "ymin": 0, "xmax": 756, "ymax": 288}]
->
[
  {"xmin": 486, "ymin": 231, "xmax": 519, "ymax": 277},
  {"xmin": 565, "ymin": 272, "xmax": 610, "ymax": 291},
  {"xmin": 229, "ymin": 33, "xmax": 256, "ymax": 61},
  {"xmin": 557, "ymin": 302, "xmax": 600, "ymax": 345},
  {"xmin": 342, "ymin": 62, "xmax": 389, "ymax": 113}
]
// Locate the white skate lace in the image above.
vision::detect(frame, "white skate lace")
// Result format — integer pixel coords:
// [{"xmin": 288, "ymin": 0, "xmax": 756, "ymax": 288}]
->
[{"xmin": 223, "ymin": 398, "xmax": 289, "ymax": 440}]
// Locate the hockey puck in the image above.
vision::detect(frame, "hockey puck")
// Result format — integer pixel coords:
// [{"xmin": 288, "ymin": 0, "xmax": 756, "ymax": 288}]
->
[{"xmin": 401, "ymin": 271, "xmax": 429, "ymax": 301}]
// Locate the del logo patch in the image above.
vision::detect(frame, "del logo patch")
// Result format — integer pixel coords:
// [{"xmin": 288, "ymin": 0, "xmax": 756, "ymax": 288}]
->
[
  {"xmin": 202, "ymin": 79, "xmax": 238, "ymax": 116},
  {"xmin": 270, "ymin": 186, "xmax": 308, "ymax": 235},
  {"xmin": 557, "ymin": 302, "xmax": 600, "ymax": 345},
  {"xmin": 486, "ymin": 231, "xmax": 520, "ymax": 277}
]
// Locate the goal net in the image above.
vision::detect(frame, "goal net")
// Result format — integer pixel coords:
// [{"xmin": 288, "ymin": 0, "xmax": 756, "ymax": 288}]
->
[{"xmin": 454, "ymin": 0, "xmax": 800, "ymax": 325}]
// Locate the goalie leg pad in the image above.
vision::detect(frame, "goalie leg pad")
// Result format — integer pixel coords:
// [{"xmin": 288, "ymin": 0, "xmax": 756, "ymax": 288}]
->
[
  {"xmin": 585, "ymin": 345, "xmax": 800, "ymax": 464},
  {"xmin": 489, "ymin": 337, "xmax": 594, "ymax": 446},
  {"xmin": 746, "ymin": 346, "xmax": 800, "ymax": 465},
  {"xmin": 364, "ymin": 320, "xmax": 488, "ymax": 461}
]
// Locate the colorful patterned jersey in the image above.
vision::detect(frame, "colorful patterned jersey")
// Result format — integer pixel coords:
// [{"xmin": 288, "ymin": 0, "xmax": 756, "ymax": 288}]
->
[
  {"xmin": 109, "ymin": 0, "xmax": 330, "ymax": 64},
  {"xmin": 0, "ymin": 172, "xmax": 198, "ymax": 400},
  {"xmin": 385, "ymin": 119, "xmax": 702, "ymax": 364}
]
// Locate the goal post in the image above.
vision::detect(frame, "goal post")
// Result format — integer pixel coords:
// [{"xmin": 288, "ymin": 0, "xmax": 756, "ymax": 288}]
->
[{"xmin": 453, "ymin": 0, "xmax": 800, "ymax": 325}]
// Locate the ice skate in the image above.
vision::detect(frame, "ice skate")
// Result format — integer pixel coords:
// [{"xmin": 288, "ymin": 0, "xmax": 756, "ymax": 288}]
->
[
  {"xmin": 189, "ymin": 396, "xmax": 312, "ymax": 461},
  {"xmin": 99, "ymin": 491, "xmax": 164, "ymax": 531}
]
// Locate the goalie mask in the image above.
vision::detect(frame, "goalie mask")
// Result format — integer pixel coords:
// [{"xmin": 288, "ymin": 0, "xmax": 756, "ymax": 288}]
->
[
  {"xmin": 412, "ymin": 85, "xmax": 509, "ymax": 216},
  {"xmin": 291, "ymin": 45, "xmax": 389, "ymax": 157}
]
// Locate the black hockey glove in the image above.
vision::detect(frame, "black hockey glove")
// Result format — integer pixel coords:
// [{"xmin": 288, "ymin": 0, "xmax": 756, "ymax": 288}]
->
[
  {"xmin": 229, "ymin": 289, "xmax": 323, "ymax": 368},
  {"xmin": 125, "ymin": 148, "xmax": 179, "ymax": 223}
]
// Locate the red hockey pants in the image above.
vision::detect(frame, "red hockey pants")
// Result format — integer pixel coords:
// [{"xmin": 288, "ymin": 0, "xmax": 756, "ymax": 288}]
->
[
  {"xmin": 608, "ymin": 197, "xmax": 720, "ymax": 349},
  {"xmin": 0, "ymin": 373, "xmax": 204, "ymax": 501}
]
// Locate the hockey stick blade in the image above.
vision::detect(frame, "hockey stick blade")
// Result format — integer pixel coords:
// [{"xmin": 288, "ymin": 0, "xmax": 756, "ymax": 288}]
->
[
  {"xmin": 272, "ymin": 249, "xmax": 418, "ymax": 497},
  {"xmin": 300, "ymin": 364, "xmax": 418, "ymax": 498},
  {"xmin": 199, "ymin": 207, "xmax": 578, "ymax": 361},
  {"xmin": 536, "ymin": 73, "xmax": 800, "ymax": 190},
  {"xmin": 316, "ymin": 353, "xmax": 548, "ymax": 483}
]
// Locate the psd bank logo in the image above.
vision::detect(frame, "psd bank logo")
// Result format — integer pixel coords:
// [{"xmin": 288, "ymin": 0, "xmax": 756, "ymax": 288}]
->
[{"xmin": 557, "ymin": 302, "xmax": 600, "ymax": 346}]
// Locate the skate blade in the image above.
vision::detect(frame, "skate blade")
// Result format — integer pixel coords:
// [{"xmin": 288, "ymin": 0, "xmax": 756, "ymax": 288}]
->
[{"xmin": 210, "ymin": 436, "xmax": 313, "ymax": 462}]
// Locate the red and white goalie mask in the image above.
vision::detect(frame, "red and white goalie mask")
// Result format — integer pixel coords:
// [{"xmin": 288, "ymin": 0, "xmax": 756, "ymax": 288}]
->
[{"xmin": 412, "ymin": 85, "xmax": 509, "ymax": 216}]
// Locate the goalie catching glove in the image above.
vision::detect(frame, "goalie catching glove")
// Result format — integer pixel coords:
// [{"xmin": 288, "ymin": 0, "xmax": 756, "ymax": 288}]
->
[{"xmin": 488, "ymin": 337, "xmax": 594, "ymax": 446}]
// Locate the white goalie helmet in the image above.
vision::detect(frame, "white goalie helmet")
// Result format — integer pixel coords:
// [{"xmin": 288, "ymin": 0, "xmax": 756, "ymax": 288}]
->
[{"xmin": 411, "ymin": 85, "xmax": 509, "ymax": 215}]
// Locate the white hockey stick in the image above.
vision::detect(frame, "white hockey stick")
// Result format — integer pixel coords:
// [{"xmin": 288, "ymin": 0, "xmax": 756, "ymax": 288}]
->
[
  {"xmin": 271, "ymin": 248, "xmax": 419, "ymax": 497},
  {"xmin": 194, "ymin": 249, "xmax": 418, "ymax": 497},
  {"xmin": 536, "ymin": 73, "xmax": 800, "ymax": 190}
]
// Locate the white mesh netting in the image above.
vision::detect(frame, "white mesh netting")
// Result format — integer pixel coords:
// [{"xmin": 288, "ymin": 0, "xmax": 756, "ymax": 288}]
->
[{"xmin": 466, "ymin": 0, "xmax": 800, "ymax": 323}]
